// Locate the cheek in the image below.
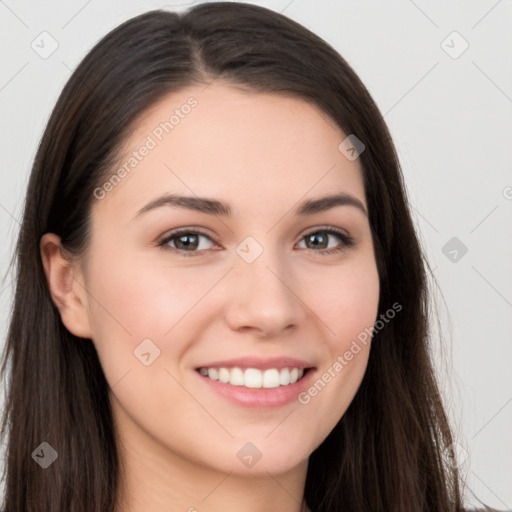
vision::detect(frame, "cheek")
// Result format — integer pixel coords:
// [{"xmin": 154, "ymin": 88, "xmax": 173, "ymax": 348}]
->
[
  {"xmin": 335, "ymin": 265, "xmax": 379, "ymax": 348},
  {"xmin": 82, "ymin": 249, "xmax": 174, "ymax": 375},
  {"xmin": 300, "ymin": 255, "xmax": 380, "ymax": 350},
  {"xmin": 294, "ymin": 256, "xmax": 379, "ymax": 430},
  {"xmin": 83, "ymin": 247, "xmax": 228, "ymax": 380},
  {"xmin": 86, "ymin": 246, "xmax": 210, "ymax": 335}
]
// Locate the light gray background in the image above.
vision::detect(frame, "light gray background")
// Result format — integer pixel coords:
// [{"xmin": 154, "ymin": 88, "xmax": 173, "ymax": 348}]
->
[{"xmin": 1, "ymin": 0, "xmax": 511, "ymax": 508}]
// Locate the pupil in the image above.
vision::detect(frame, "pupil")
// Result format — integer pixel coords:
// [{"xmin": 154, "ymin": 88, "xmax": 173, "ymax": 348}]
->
[
  {"xmin": 178, "ymin": 234, "xmax": 198, "ymax": 250},
  {"xmin": 309, "ymin": 233, "xmax": 327, "ymax": 249}
]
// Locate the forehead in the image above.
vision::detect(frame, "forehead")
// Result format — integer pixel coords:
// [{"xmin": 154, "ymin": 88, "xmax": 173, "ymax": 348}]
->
[{"xmin": 92, "ymin": 81, "xmax": 366, "ymax": 222}]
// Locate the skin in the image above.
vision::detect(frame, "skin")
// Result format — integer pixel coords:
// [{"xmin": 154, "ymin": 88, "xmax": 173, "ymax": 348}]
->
[{"xmin": 40, "ymin": 82, "xmax": 380, "ymax": 512}]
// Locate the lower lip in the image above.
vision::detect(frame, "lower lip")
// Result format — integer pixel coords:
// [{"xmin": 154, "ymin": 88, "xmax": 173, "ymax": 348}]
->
[{"xmin": 196, "ymin": 369, "xmax": 316, "ymax": 408}]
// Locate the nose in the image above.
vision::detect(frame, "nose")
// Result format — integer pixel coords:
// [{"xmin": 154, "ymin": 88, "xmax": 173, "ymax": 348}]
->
[{"xmin": 223, "ymin": 245, "xmax": 306, "ymax": 339}]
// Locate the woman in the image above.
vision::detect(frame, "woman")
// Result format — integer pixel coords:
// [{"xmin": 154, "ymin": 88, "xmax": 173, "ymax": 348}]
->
[{"xmin": 0, "ymin": 2, "xmax": 502, "ymax": 511}]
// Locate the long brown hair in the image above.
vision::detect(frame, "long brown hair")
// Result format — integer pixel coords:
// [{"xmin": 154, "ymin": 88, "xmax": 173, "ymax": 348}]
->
[{"xmin": 1, "ymin": 3, "xmax": 474, "ymax": 511}]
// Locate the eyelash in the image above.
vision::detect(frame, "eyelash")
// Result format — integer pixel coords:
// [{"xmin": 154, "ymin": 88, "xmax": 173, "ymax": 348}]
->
[{"xmin": 157, "ymin": 226, "xmax": 355, "ymax": 257}]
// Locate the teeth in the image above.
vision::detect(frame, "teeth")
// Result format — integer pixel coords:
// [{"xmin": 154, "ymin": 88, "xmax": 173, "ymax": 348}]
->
[
  {"xmin": 218, "ymin": 367, "xmax": 230, "ymax": 383},
  {"xmin": 279, "ymin": 368, "xmax": 290, "ymax": 385},
  {"xmin": 198, "ymin": 367, "xmax": 306, "ymax": 389},
  {"xmin": 245, "ymin": 368, "xmax": 262, "ymax": 388},
  {"xmin": 262, "ymin": 369, "xmax": 280, "ymax": 388},
  {"xmin": 229, "ymin": 367, "xmax": 245, "ymax": 386}
]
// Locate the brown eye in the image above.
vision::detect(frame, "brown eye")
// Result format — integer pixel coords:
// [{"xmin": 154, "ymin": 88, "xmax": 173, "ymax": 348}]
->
[
  {"xmin": 158, "ymin": 229, "xmax": 216, "ymax": 256},
  {"xmin": 304, "ymin": 232, "xmax": 330, "ymax": 250},
  {"xmin": 297, "ymin": 228, "xmax": 355, "ymax": 254}
]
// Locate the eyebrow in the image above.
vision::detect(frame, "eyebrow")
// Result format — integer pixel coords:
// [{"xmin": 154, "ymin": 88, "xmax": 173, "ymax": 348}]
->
[{"xmin": 134, "ymin": 192, "xmax": 368, "ymax": 219}]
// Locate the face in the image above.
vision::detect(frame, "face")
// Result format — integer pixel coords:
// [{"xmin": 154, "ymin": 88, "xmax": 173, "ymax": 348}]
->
[{"xmin": 74, "ymin": 82, "xmax": 380, "ymax": 476}]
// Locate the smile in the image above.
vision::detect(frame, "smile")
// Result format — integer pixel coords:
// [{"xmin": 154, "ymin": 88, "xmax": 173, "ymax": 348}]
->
[{"xmin": 197, "ymin": 367, "xmax": 307, "ymax": 389}]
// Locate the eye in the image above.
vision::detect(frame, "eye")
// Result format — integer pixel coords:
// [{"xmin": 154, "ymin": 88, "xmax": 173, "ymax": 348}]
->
[
  {"xmin": 158, "ymin": 226, "xmax": 355, "ymax": 257},
  {"xmin": 158, "ymin": 229, "xmax": 217, "ymax": 257},
  {"xmin": 296, "ymin": 227, "xmax": 355, "ymax": 255}
]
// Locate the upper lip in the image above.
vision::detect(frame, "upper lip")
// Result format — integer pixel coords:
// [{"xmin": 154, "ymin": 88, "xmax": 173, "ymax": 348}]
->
[{"xmin": 195, "ymin": 356, "xmax": 315, "ymax": 371}]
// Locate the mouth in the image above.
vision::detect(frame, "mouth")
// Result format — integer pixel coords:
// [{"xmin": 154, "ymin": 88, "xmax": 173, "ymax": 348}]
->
[
  {"xmin": 193, "ymin": 356, "xmax": 317, "ymax": 408},
  {"xmin": 196, "ymin": 366, "xmax": 312, "ymax": 389}
]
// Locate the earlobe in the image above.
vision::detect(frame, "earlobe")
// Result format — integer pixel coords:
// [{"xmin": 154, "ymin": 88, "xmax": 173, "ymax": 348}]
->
[{"xmin": 39, "ymin": 233, "xmax": 92, "ymax": 339}]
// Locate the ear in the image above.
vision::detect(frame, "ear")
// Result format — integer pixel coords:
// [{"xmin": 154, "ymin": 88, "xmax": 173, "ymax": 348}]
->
[{"xmin": 40, "ymin": 233, "xmax": 93, "ymax": 339}]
